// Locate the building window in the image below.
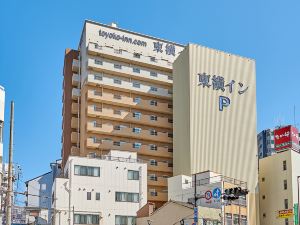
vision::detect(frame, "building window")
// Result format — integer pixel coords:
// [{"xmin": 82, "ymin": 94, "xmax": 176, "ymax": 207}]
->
[
  {"xmin": 225, "ymin": 213, "xmax": 232, "ymax": 224},
  {"xmin": 262, "ymin": 195, "xmax": 265, "ymax": 199},
  {"xmin": 168, "ymin": 75, "xmax": 173, "ymax": 80},
  {"xmin": 115, "ymin": 216, "xmax": 136, "ymax": 225},
  {"xmin": 132, "ymin": 112, "xmax": 141, "ymax": 119},
  {"xmin": 94, "ymin": 59, "xmax": 103, "ymax": 65},
  {"xmin": 114, "ymin": 125, "xmax": 121, "ymax": 130},
  {"xmin": 93, "ymin": 121, "xmax": 102, "ymax": 128},
  {"xmin": 149, "ymin": 174, "xmax": 157, "ymax": 181},
  {"xmin": 150, "ymin": 129, "xmax": 157, "ymax": 136},
  {"xmin": 168, "ymin": 118, "xmax": 173, "ymax": 123},
  {"xmin": 96, "ymin": 192, "xmax": 100, "ymax": 201},
  {"xmin": 263, "ymin": 213, "xmax": 266, "ymax": 218},
  {"xmin": 150, "ymin": 100, "xmax": 157, "ymax": 106},
  {"xmin": 92, "ymin": 137, "xmax": 102, "ymax": 144},
  {"xmin": 133, "ymin": 97, "xmax": 141, "ymax": 104},
  {"xmin": 114, "ymin": 110, "xmax": 122, "ymax": 115},
  {"xmin": 94, "ymin": 90, "xmax": 102, "ymax": 96},
  {"xmin": 133, "ymin": 68, "xmax": 140, "ymax": 73},
  {"xmin": 133, "ymin": 82, "xmax": 140, "ymax": 88},
  {"xmin": 150, "ymin": 115, "xmax": 157, "ymax": 121},
  {"xmin": 132, "ymin": 127, "xmax": 141, "ymax": 134},
  {"xmin": 262, "ymin": 177, "xmax": 265, "ymax": 182},
  {"xmin": 133, "ymin": 53, "xmax": 141, "ymax": 58},
  {"xmin": 114, "ymin": 64, "xmax": 122, "ymax": 69},
  {"xmin": 87, "ymin": 192, "xmax": 91, "ymax": 200},
  {"xmin": 283, "ymin": 160, "xmax": 287, "ymax": 171},
  {"xmin": 114, "ymin": 94, "xmax": 122, "ymax": 100},
  {"xmin": 74, "ymin": 166, "xmax": 100, "ymax": 177},
  {"xmin": 285, "ymin": 218, "xmax": 289, "ymax": 225},
  {"xmin": 150, "ymin": 57, "xmax": 156, "ymax": 62},
  {"xmin": 133, "ymin": 142, "xmax": 142, "ymax": 149},
  {"xmin": 284, "ymin": 199, "xmax": 288, "ymax": 209},
  {"xmin": 74, "ymin": 214, "xmax": 99, "ymax": 224},
  {"xmin": 168, "ymin": 104, "xmax": 173, "ymax": 109},
  {"xmin": 128, "ymin": 170, "xmax": 139, "ymax": 180},
  {"xmin": 149, "ymin": 144, "xmax": 157, "ymax": 151},
  {"xmin": 168, "ymin": 133, "xmax": 173, "ymax": 138},
  {"xmin": 94, "ymin": 74, "xmax": 102, "ymax": 81},
  {"xmin": 114, "ymin": 79, "xmax": 122, "ymax": 85},
  {"xmin": 284, "ymin": 180, "xmax": 287, "ymax": 190},
  {"xmin": 150, "ymin": 189, "xmax": 158, "ymax": 196},
  {"xmin": 150, "ymin": 160, "xmax": 157, "ymax": 166},
  {"xmin": 93, "ymin": 105, "xmax": 102, "ymax": 112},
  {"xmin": 113, "ymin": 141, "xmax": 121, "ymax": 146},
  {"xmin": 241, "ymin": 215, "xmax": 247, "ymax": 225},
  {"xmin": 114, "ymin": 49, "xmax": 122, "ymax": 54},
  {"xmin": 150, "ymin": 71, "xmax": 157, "ymax": 77},
  {"xmin": 150, "ymin": 86, "xmax": 157, "ymax": 92},
  {"xmin": 115, "ymin": 192, "xmax": 139, "ymax": 203},
  {"xmin": 168, "ymin": 89, "xmax": 173, "ymax": 94}
]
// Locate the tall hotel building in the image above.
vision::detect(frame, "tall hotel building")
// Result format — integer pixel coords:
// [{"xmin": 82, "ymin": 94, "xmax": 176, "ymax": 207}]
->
[{"xmin": 62, "ymin": 20, "xmax": 184, "ymax": 208}]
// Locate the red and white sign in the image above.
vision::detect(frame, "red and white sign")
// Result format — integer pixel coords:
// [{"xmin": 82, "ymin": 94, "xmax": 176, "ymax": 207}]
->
[{"xmin": 274, "ymin": 125, "xmax": 300, "ymax": 152}]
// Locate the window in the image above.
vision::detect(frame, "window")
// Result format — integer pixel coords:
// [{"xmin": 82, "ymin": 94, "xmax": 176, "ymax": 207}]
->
[
  {"xmin": 87, "ymin": 192, "xmax": 91, "ymax": 200},
  {"xmin": 114, "ymin": 49, "xmax": 122, "ymax": 54},
  {"xmin": 150, "ymin": 160, "xmax": 157, "ymax": 166},
  {"xmin": 150, "ymin": 71, "xmax": 157, "ymax": 77},
  {"xmin": 115, "ymin": 192, "xmax": 139, "ymax": 202},
  {"xmin": 262, "ymin": 195, "xmax": 265, "ymax": 199},
  {"xmin": 93, "ymin": 121, "xmax": 102, "ymax": 128},
  {"xmin": 283, "ymin": 160, "xmax": 287, "ymax": 171},
  {"xmin": 128, "ymin": 170, "xmax": 139, "ymax": 180},
  {"xmin": 150, "ymin": 57, "xmax": 156, "ymax": 62},
  {"xmin": 114, "ymin": 110, "xmax": 122, "ymax": 115},
  {"xmin": 168, "ymin": 133, "xmax": 173, "ymax": 138},
  {"xmin": 150, "ymin": 115, "xmax": 157, "ymax": 121},
  {"xmin": 168, "ymin": 104, "xmax": 173, "ymax": 109},
  {"xmin": 150, "ymin": 189, "xmax": 157, "ymax": 196},
  {"xmin": 132, "ymin": 112, "xmax": 141, "ymax": 119},
  {"xmin": 94, "ymin": 74, "xmax": 102, "ymax": 81},
  {"xmin": 133, "ymin": 97, "xmax": 141, "ymax": 104},
  {"xmin": 114, "ymin": 94, "xmax": 122, "ymax": 100},
  {"xmin": 168, "ymin": 118, "xmax": 173, "ymax": 123},
  {"xmin": 241, "ymin": 215, "xmax": 247, "ymax": 225},
  {"xmin": 74, "ymin": 214, "xmax": 99, "ymax": 224},
  {"xmin": 132, "ymin": 127, "xmax": 141, "ymax": 134},
  {"xmin": 150, "ymin": 86, "xmax": 157, "ymax": 92},
  {"xmin": 74, "ymin": 165, "xmax": 100, "ymax": 177},
  {"xmin": 94, "ymin": 90, "xmax": 102, "ymax": 96},
  {"xmin": 150, "ymin": 129, "xmax": 157, "ymax": 136},
  {"xmin": 168, "ymin": 89, "xmax": 173, "ymax": 94},
  {"xmin": 133, "ymin": 53, "xmax": 141, "ymax": 58},
  {"xmin": 149, "ymin": 174, "xmax": 157, "ymax": 181},
  {"xmin": 114, "ymin": 79, "xmax": 122, "ymax": 85},
  {"xmin": 285, "ymin": 218, "xmax": 289, "ymax": 225},
  {"xmin": 133, "ymin": 142, "xmax": 142, "ymax": 149},
  {"xmin": 284, "ymin": 180, "xmax": 287, "ymax": 190},
  {"xmin": 225, "ymin": 213, "xmax": 232, "ymax": 225},
  {"xmin": 133, "ymin": 67, "xmax": 140, "ymax": 73},
  {"xmin": 150, "ymin": 100, "xmax": 157, "ymax": 106},
  {"xmin": 149, "ymin": 144, "xmax": 157, "ymax": 150},
  {"xmin": 114, "ymin": 64, "xmax": 122, "ymax": 69},
  {"xmin": 114, "ymin": 125, "xmax": 122, "ymax": 130},
  {"xmin": 94, "ymin": 59, "xmax": 103, "ymax": 65},
  {"xmin": 262, "ymin": 177, "xmax": 265, "ymax": 182},
  {"xmin": 168, "ymin": 75, "xmax": 172, "ymax": 80},
  {"xmin": 233, "ymin": 214, "xmax": 240, "ymax": 225},
  {"xmin": 93, "ymin": 105, "xmax": 102, "ymax": 112},
  {"xmin": 284, "ymin": 199, "xmax": 288, "ymax": 209},
  {"xmin": 115, "ymin": 216, "xmax": 136, "ymax": 225},
  {"xmin": 96, "ymin": 192, "xmax": 100, "ymax": 201},
  {"xmin": 263, "ymin": 213, "xmax": 266, "ymax": 218},
  {"xmin": 113, "ymin": 141, "xmax": 121, "ymax": 146},
  {"xmin": 133, "ymin": 82, "xmax": 140, "ymax": 88},
  {"xmin": 93, "ymin": 137, "xmax": 101, "ymax": 144}
]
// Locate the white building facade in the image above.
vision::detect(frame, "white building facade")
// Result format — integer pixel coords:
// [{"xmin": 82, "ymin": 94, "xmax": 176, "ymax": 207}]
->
[{"xmin": 52, "ymin": 150, "xmax": 147, "ymax": 225}]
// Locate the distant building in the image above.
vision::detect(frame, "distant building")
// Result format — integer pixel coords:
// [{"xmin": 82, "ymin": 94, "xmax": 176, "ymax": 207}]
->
[
  {"xmin": 25, "ymin": 160, "xmax": 61, "ymax": 225},
  {"xmin": 52, "ymin": 150, "xmax": 147, "ymax": 225},
  {"xmin": 257, "ymin": 129, "xmax": 275, "ymax": 159},
  {"xmin": 259, "ymin": 150, "xmax": 300, "ymax": 225},
  {"xmin": 168, "ymin": 171, "xmax": 248, "ymax": 225},
  {"xmin": 0, "ymin": 85, "xmax": 4, "ymax": 225}
]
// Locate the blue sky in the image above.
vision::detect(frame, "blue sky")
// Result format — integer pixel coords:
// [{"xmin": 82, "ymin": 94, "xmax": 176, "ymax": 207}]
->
[{"xmin": 1, "ymin": 0, "xmax": 300, "ymax": 187}]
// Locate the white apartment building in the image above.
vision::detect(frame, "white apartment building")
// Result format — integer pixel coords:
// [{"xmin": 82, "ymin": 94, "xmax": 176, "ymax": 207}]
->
[
  {"xmin": 259, "ymin": 150, "xmax": 300, "ymax": 225},
  {"xmin": 52, "ymin": 150, "xmax": 147, "ymax": 225}
]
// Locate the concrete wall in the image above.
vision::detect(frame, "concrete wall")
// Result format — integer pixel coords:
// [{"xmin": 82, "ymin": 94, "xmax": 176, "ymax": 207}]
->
[{"xmin": 173, "ymin": 44, "xmax": 259, "ymax": 225}]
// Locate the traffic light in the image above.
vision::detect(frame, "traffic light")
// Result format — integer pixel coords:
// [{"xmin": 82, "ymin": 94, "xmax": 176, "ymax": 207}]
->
[
  {"xmin": 222, "ymin": 187, "xmax": 249, "ymax": 201},
  {"xmin": 180, "ymin": 219, "xmax": 185, "ymax": 225}
]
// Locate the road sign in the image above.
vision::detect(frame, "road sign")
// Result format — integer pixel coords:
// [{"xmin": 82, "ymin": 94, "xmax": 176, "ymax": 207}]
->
[
  {"xmin": 194, "ymin": 207, "xmax": 198, "ymax": 223},
  {"xmin": 205, "ymin": 190, "xmax": 212, "ymax": 200},
  {"xmin": 212, "ymin": 187, "xmax": 221, "ymax": 199}
]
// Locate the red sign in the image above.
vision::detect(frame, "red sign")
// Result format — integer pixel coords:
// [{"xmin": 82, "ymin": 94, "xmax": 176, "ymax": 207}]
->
[{"xmin": 274, "ymin": 125, "xmax": 300, "ymax": 152}]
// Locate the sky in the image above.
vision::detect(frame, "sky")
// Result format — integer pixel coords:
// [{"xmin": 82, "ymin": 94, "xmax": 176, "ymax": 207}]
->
[{"xmin": 1, "ymin": 0, "xmax": 300, "ymax": 189}]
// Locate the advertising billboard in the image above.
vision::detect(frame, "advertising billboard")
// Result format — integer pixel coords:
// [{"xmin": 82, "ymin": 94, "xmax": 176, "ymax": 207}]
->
[
  {"xmin": 274, "ymin": 125, "xmax": 300, "ymax": 152},
  {"xmin": 277, "ymin": 209, "xmax": 293, "ymax": 218}
]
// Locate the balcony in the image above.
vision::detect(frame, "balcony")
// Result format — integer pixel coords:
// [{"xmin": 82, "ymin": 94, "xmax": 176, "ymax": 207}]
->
[
  {"xmin": 148, "ymin": 191, "xmax": 168, "ymax": 202},
  {"xmin": 148, "ymin": 161, "xmax": 172, "ymax": 173},
  {"xmin": 71, "ymin": 103, "xmax": 79, "ymax": 114},
  {"xmin": 72, "ymin": 59, "xmax": 79, "ymax": 72},
  {"xmin": 72, "ymin": 88, "xmax": 80, "ymax": 100},
  {"xmin": 148, "ymin": 177, "xmax": 168, "ymax": 187},
  {"xmin": 72, "ymin": 74, "xmax": 80, "ymax": 86},
  {"xmin": 85, "ymin": 74, "xmax": 172, "ymax": 99},
  {"xmin": 87, "ymin": 43, "xmax": 173, "ymax": 72},
  {"xmin": 71, "ymin": 146, "xmax": 80, "ymax": 155},
  {"xmin": 86, "ymin": 120, "xmax": 172, "ymax": 143},
  {"xmin": 87, "ymin": 89, "xmax": 172, "ymax": 115},
  {"xmin": 86, "ymin": 137, "xmax": 172, "ymax": 159},
  {"xmin": 71, "ymin": 117, "xmax": 79, "ymax": 129},
  {"xmin": 71, "ymin": 132, "xmax": 78, "ymax": 144}
]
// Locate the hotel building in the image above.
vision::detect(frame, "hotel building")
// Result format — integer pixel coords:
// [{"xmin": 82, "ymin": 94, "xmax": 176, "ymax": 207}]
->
[{"xmin": 62, "ymin": 20, "xmax": 184, "ymax": 208}]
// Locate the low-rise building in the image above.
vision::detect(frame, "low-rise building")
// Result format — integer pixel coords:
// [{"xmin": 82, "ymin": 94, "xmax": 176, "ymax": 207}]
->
[
  {"xmin": 259, "ymin": 149, "xmax": 300, "ymax": 225},
  {"xmin": 257, "ymin": 129, "xmax": 275, "ymax": 159},
  {"xmin": 52, "ymin": 150, "xmax": 147, "ymax": 225}
]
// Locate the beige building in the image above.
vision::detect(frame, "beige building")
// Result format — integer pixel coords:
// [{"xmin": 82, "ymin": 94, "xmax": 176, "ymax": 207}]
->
[
  {"xmin": 259, "ymin": 150, "xmax": 300, "ymax": 225},
  {"xmin": 62, "ymin": 20, "xmax": 184, "ymax": 207},
  {"xmin": 173, "ymin": 44, "xmax": 259, "ymax": 224}
]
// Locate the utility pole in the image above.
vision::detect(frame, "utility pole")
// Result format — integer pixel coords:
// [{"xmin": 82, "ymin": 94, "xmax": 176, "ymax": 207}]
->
[{"xmin": 6, "ymin": 101, "xmax": 14, "ymax": 225}]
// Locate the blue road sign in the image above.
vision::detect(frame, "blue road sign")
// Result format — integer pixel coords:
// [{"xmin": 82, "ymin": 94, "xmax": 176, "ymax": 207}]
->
[
  {"xmin": 194, "ymin": 207, "xmax": 198, "ymax": 223},
  {"xmin": 212, "ymin": 187, "xmax": 221, "ymax": 199}
]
